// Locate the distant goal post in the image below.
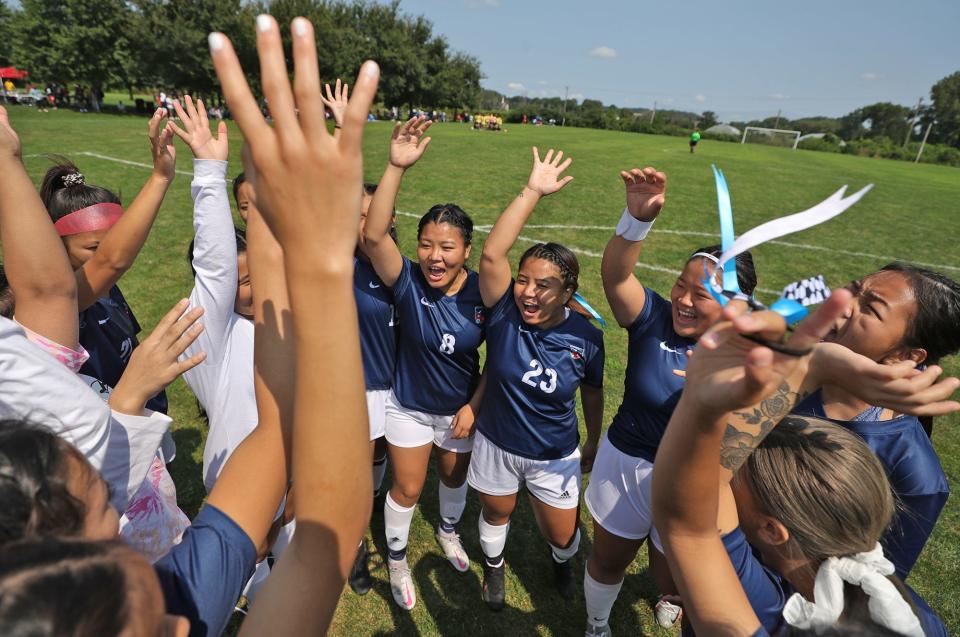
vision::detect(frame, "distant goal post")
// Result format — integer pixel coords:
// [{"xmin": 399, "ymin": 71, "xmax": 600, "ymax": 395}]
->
[{"xmin": 741, "ymin": 126, "xmax": 801, "ymax": 150}]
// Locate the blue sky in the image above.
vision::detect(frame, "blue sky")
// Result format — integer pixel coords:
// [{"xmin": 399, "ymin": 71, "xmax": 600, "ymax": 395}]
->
[{"xmin": 392, "ymin": 0, "xmax": 960, "ymax": 122}]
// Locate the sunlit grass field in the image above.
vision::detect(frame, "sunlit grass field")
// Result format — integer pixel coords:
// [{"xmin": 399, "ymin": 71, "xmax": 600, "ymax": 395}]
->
[{"xmin": 8, "ymin": 105, "xmax": 960, "ymax": 636}]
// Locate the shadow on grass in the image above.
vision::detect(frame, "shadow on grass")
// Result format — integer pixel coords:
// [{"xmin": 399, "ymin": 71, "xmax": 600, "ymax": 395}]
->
[{"xmin": 168, "ymin": 426, "xmax": 205, "ymax": 519}]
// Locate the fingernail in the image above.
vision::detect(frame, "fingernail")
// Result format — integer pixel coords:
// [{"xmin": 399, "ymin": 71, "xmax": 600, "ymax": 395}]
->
[
  {"xmin": 256, "ymin": 14, "xmax": 271, "ymax": 32},
  {"xmin": 362, "ymin": 60, "xmax": 380, "ymax": 78},
  {"xmin": 208, "ymin": 33, "xmax": 225, "ymax": 52},
  {"xmin": 293, "ymin": 17, "xmax": 309, "ymax": 36}
]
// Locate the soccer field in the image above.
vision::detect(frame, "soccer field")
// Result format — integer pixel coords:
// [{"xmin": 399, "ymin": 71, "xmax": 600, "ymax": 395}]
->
[{"xmin": 8, "ymin": 106, "xmax": 960, "ymax": 636}]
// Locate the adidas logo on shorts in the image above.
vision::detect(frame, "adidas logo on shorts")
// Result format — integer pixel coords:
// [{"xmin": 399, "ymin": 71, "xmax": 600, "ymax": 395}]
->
[{"xmin": 559, "ymin": 490, "xmax": 571, "ymax": 499}]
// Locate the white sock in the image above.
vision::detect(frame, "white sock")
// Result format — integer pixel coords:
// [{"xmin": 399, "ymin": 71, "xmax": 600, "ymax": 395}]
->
[
  {"xmin": 438, "ymin": 481, "xmax": 468, "ymax": 527},
  {"xmin": 584, "ymin": 569, "xmax": 623, "ymax": 627},
  {"xmin": 550, "ymin": 527, "xmax": 581, "ymax": 563},
  {"xmin": 372, "ymin": 455, "xmax": 388, "ymax": 493},
  {"xmin": 478, "ymin": 516, "xmax": 510, "ymax": 564},
  {"xmin": 384, "ymin": 492, "xmax": 416, "ymax": 554}
]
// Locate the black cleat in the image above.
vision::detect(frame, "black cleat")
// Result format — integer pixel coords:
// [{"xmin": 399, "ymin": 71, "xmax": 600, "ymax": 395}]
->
[
  {"xmin": 552, "ymin": 556, "xmax": 576, "ymax": 600},
  {"xmin": 482, "ymin": 561, "xmax": 506, "ymax": 611},
  {"xmin": 348, "ymin": 541, "xmax": 373, "ymax": 596}
]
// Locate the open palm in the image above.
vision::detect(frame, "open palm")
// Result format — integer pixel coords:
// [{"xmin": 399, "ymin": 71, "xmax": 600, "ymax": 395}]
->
[
  {"xmin": 389, "ymin": 116, "xmax": 432, "ymax": 169},
  {"xmin": 527, "ymin": 147, "xmax": 573, "ymax": 196},
  {"xmin": 170, "ymin": 95, "xmax": 229, "ymax": 161},
  {"xmin": 148, "ymin": 107, "xmax": 176, "ymax": 179},
  {"xmin": 320, "ymin": 79, "xmax": 349, "ymax": 127},
  {"xmin": 621, "ymin": 167, "xmax": 666, "ymax": 221}
]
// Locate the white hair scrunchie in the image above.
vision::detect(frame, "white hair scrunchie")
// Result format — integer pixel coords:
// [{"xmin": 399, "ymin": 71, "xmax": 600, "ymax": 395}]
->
[{"xmin": 782, "ymin": 543, "xmax": 924, "ymax": 636}]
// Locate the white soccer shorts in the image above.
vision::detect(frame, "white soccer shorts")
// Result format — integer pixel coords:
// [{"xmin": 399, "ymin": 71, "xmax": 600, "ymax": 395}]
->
[
  {"xmin": 366, "ymin": 389, "xmax": 390, "ymax": 441},
  {"xmin": 384, "ymin": 390, "xmax": 473, "ymax": 453}
]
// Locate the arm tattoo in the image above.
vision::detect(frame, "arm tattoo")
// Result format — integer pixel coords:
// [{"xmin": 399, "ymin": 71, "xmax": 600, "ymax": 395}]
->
[{"xmin": 719, "ymin": 381, "xmax": 809, "ymax": 472}]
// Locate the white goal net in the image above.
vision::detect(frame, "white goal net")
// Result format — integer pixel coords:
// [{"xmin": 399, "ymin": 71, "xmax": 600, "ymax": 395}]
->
[{"xmin": 741, "ymin": 126, "xmax": 801, "ymax": 149}]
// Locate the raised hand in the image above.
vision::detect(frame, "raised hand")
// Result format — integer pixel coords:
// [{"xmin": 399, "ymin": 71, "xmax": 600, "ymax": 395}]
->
[
  {"xmin": 208, "ymin": 18, "xmax": 380, "ymax": 258},
  {"xmin": 170, "ymin": 95, "xmax": 229, "ymax": 161},
  {"xmin": 0, "ymin": 106, "xmax": 22, "ymax": 159},
  {"xmin": 148, "ymin": 108, "xmax": 176, "ymax": 181},
  {"xmin": 389, "ymin": 116, "xmax": 433, "ymax": 170},
  {"xmin": 110, "ymin": 299, "xmax": 206, "ymax": 415},
  {"xmin": 620, "ymin": 167, "xmax": 666, "ymax": 221},
  {"xmin": 320, "ymin": 78, "xmax": 349, "ymax": 128},
  {"xmin": 526, "ymin": 147, "xmax": 573, "ymax": 196}
]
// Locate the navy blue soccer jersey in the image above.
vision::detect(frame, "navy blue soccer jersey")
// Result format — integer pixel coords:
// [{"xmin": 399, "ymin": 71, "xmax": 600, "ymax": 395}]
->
[
  {"xmin": 155, "ymin": 504, "xmax": 256, "ymax": 637},
  {"xmin": 78, "ymin": 285, "xmax": 167, "ymax": 413},
  {"xmin": 794, "ymin": 391, "xmax": 950, "ymax": 580},
  {"xmin": 606, "ymin": 288, "xmax": 693, "ymax": 462},
  {"xmin": 355, "ymin": 257, "xmax": 397, "ymax": 391},
  {"xmin": 390, "ymin": 257, "xmax": 486, "ymax": 415},
  {"xmin": 476, "ymin": 287, "xmax": 604, "ymax": 460}
]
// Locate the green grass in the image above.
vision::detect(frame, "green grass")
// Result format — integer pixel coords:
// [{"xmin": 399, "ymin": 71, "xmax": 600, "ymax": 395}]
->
[{"xmin": 7, "ymin": 104, "xmax": 960, "ymax": 636}]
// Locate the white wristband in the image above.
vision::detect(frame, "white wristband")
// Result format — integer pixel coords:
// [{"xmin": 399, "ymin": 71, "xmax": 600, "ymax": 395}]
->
[{"xmin": 615, "ymin": 208, "xmax": 655, "ymax": 241}]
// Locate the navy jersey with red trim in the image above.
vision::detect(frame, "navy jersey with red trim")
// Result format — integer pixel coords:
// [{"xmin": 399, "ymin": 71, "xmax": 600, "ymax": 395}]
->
[
  {"xmin": 476, "ymin": 287, "xmax": 604, "ymax": 460},
  {"xmin": 606, "ymin": 288, "xmax": 693, "ymax": 462},
  {"xmin": 354, "ymin": 257, "xmax": 397, "ymax": 391},
  {"xmin": 794, "ymin": 390, "xmax": 949, "ymax": 580},
  {"xmin": 391, "ymin": 257, "xmax": 486, "ymax": 415},
  {"xmin": 79, "ymin": 285, "xmax": 167, "ymax": 413}
]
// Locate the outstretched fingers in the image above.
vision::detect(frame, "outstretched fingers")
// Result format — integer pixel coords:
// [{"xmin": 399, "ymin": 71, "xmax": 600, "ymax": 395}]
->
[
  {"xmin": 339, "ymin": 60, "xmax": 380, "ymax": 151},
  {"xmin": 291, "ymin": 17, "xmax": 326, "ymax": 139},
  {"xmin": 208, "ymin": 32, "xmax": 274, "ymax": 149},
  {"xmin": 255, "ymin": 15, "xmax": 300, "ymax": 142}
]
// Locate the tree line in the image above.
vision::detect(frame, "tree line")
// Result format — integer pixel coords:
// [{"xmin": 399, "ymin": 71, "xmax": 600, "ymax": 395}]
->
[{"xmin": 0, "ymin": 0, "xmax": 483, "ymax": 112}]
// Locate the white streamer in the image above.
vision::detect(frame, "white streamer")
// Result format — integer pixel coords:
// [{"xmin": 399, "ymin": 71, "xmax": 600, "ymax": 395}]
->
[{"xmin": 716, "ymin": 184, "xmax": 874, "ymax": 274}]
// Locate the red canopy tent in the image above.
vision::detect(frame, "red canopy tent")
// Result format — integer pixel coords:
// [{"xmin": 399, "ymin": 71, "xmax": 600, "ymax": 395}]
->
[{"xmin": 0, "ymin": 67, "xmax": 29, "ymax": 80}]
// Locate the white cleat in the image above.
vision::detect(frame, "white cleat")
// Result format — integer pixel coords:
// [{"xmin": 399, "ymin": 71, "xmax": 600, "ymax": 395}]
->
[
  {"xmin": 388, "ymin": 557, "xmax": 417, "ymax": 610},
  {"xmin": 654, "ymin": 596, "xmax": 683, "ymax": 628},
  {"xmin": 435, "ymin": 527, "xmax": 470, "ymax": 573},
  {"xmin": 585, "ymin": 621, "xmax": 612, "ymax": 637}
]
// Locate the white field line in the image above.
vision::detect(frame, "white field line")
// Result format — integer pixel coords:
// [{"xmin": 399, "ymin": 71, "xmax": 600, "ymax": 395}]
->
[{"xmin": 52, "ymin": 152, "xmax": 957, "ymax": 276}]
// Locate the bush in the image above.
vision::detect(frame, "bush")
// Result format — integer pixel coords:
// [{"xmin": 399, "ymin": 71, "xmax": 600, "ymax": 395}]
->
[
  {"xmin": 700, "ymin": 131, "xmax": 739, "ymax": 143},
  {"xmin": 798, "ymin": 134, "xmax": 843, "ymax": 153}
]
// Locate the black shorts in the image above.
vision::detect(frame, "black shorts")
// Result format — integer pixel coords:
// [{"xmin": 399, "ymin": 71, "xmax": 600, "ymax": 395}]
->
[{"xmin": 689, "ymin": 140, "xmax": 699, "ymax": 147}]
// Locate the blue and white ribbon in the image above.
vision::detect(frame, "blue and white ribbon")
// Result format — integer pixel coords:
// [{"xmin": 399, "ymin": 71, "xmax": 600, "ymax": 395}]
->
[{"xmin": 573, "ymin": 292, "xmax": 606, "ymax": 327}]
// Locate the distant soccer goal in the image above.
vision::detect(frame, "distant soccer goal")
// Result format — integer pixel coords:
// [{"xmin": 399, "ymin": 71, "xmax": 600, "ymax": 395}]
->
[{"xmin": 741, "ymin": 126, "xmax": 801, "ymax": 150}]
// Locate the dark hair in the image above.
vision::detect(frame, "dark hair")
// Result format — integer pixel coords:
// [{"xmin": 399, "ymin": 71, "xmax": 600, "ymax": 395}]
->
[
  {"xmin": 232, "ymin": 172, "xmax": 246, "ymax": 207},
  {"xmin": 688, "ymin": 244, "xmax": 758, "ymax": 296},
  {"xmin": 417, "ymin": 204, "xmax": 473, "ymax": 245},
  {"xmin": 519, "ymin": 243, "xmax": 579, "ymax": 294},
  {"xmin": 878, "ymin": 262, "xmax": 960, "ymax": 365},
  {"xmin": 363, "ymin": 182, "xmax": 378, "ymax": 196},
  {"xmin": 0, "ymin": 538, "xmax": 130, "ymax": 636},
  {"xmin": 0, "ymin": 264, "xmax": 13, "ymax": 319},
  {"xmin": 39, "ymin": 158, "xmax": 121, "ymax": 223},
  {"xmin": 0, "ymin": 421, "xmax": 87, "ymax": 545},
  {"xmin": 187, "ymin": 227, "xmax": 247, "ymax": 277}
]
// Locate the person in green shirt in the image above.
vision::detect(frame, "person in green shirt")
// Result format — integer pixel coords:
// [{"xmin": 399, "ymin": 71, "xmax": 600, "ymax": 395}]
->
[{"xmin": 689, "ymin": 129, "xmax": 701, "ymax": 153}]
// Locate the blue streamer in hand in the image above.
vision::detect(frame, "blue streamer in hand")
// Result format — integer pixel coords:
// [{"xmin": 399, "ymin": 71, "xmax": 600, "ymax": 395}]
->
[{"xmin": 572, "ymin": 292, "xmax": 606, "ymax": 327}]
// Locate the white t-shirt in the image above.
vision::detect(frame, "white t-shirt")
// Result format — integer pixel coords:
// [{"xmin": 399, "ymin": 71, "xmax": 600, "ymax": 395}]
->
[
  {"xmin": 180, "ymin": 159, "xmax": 257, "ymax": 493},
  {"xmin": 0, "ymin": 317, "xmax": 170, "ymax": 512}
]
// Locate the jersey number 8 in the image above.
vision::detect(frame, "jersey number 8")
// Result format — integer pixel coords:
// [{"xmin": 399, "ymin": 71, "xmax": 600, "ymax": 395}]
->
[
  {"xmin": 439, "ymin": 333, "xmax": 456, "ymax": 355},
  {"xmin": 522, "ymin": 358, "xmax": 557, "ymax": 394}
]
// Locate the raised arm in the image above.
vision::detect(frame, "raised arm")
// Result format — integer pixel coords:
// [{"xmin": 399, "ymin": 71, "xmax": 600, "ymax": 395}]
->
[
  {"xmin": 75, "ymin": 109, "xmax": 176, "ymax": 310},
  {"xmin": 169, "ymin": 97, "xmax": 235, "ymax": 365},
  {"xmin": 600, "ymin": 167, "xmax": 666, "ymax": 327},
  {"xmin": 479, "ymin": 147, "xmax": 573, "ymax": 307},
  {"xmin": 362, "ymin": 116, "xmax": 432, "ymax": 287},
  {"xmin": 320, "ymin": 79, "xmax": 348, "ymax": 137},
  {"xmin": 0, "ymin": 106, "xmax": 79, "ymax": 349},
  {"xmin": 208, "ymin": 14, "xmax": 379, "ymax": 635}
]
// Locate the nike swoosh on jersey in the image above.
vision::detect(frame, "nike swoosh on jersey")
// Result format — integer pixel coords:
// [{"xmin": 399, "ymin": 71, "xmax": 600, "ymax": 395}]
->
[
  {"xmin": 98, "ymin": 318, "xmax": 110, "ymax": 326},
  {"xmin": 659, "ymin": 341, "xmax": 682, "ymax": 354},
  {"xmin": 420, "ymin": 297, "xmax": 435, "ymax": 307},
  {"xmin": 368, "ymin": 281, "xmax": 381, "ymax": 288}
]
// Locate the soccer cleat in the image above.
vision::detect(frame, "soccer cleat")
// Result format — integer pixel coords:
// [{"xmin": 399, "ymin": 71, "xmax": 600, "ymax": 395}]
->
[
  {"xmin": 552, "ymin": 556, "xmax": 576, "ymax": 600},
  {"xmin": 388, "ymin": 557, "xmax": 417, "ymax": 610},
  {"xmin": 584, "ymin": 621, "xmax": 612, "ymax": 637},
  {"xmin": 482, "ymin": 561, "xmax": 506, "ymax": 611},
  {"xmin": 348, "ymin": 541, "xmax": 373, "ymax": 596},
  {"xmin": 654, "ymin": 596, "xmax": 683, "ymax": 628},
  {"xmin": 435, "ymin": 527, "xmax": 470, "ymax": 573}
]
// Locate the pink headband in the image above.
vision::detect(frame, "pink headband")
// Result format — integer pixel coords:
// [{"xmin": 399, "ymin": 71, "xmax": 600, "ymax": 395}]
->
[{"xmin": 54, "ymin": 203, "xmax": 124, "ymax": 237}]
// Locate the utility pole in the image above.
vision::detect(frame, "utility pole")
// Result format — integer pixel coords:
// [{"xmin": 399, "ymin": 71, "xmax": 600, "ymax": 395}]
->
[
  {"xmin": 561, "ymin": 86, "xmax": 568, "ymax": 127},
  {"xmin": 650, "ymin": 100, "xmax": 657, "ymax": 124},
  {"xmin": 773, "ymin": 109, "xmax": 781, "ymax": 130},
  {"xmin": 915, "ymin": 122, "xmax": 933, "ymax": 163},
  {"xmin": 903, "ymin": 96, "xmax": 923, "ymax": 147}
]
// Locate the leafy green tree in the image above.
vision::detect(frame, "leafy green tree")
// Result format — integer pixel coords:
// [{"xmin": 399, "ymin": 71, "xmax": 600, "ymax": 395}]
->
[
  {"xmin": 13, "ymin": 0, "xmax": 135, "ymax": 92},
  {"xmin": 0, "ymin": 1, "xmax": 15, "ymax": 67},
  {"xmin": 928, "ymin": 71, "xmax": 960, "ymax": 147},
  {"xmin": 699, "ymin": 110, "xmax": 718, "ymax": 129}
]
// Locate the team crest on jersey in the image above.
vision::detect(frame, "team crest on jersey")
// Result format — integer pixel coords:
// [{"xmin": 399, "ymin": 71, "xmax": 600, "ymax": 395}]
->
[
  {"xmin": 474, "ymin": 306, "xmax": 486, "ymax": 325},
  {"xmin": 569, "ymin": 345, "xmax": 585, "ymax": 361}
]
